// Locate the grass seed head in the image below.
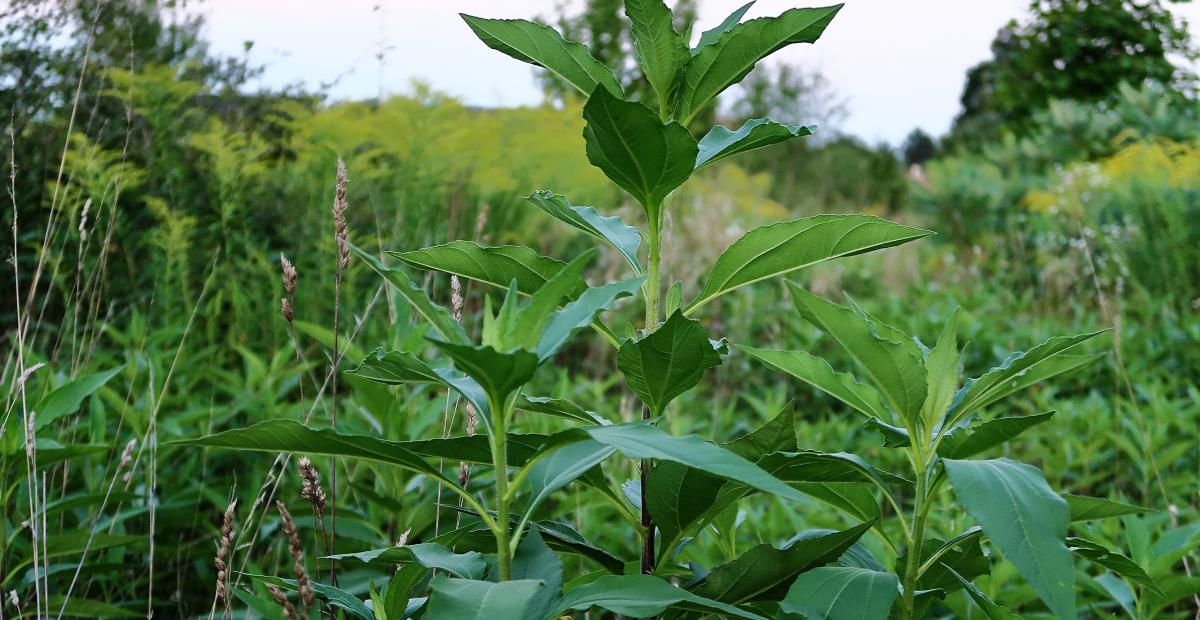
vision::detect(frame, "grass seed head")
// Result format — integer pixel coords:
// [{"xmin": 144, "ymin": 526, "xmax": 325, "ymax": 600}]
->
[
  {"xmin": 214, "ymin": 499, "xmax": 238, "ymax": 601},
  {"xmin": 332, "ymin": 158, "xmax": 350, "ymax": 270},
  {"xmin": 275, "ymin": 501, "xmax": 314, "ymax": 611}
]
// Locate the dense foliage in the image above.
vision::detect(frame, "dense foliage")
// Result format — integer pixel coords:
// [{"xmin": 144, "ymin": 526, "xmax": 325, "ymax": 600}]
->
[{"xmin": 2, "ymin": 0, "xmax": 1197, "ymax": 619}]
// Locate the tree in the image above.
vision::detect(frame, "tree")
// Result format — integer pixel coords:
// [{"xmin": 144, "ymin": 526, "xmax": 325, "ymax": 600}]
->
[
  {"xmin": 901, "ymin": 128, "xmax": 937, "ymax": 166},
  {"xmin": 951, "ymin": 0, "xmax": 1197, "ymax": 144}
]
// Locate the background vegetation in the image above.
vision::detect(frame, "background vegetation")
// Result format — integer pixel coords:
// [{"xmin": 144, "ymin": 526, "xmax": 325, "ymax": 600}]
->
[{"xmin": 1, "ymin": 0, "xmax": 1197, "ymax": 617}]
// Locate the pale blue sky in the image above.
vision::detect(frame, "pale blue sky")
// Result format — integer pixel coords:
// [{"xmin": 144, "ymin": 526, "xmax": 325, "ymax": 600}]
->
[{"xmin": 196, "ymin": 0, "xmax": 1200, "ymax": 144}]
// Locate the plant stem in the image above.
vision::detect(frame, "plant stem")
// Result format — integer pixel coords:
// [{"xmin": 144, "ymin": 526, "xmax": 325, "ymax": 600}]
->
[
  {"xmin": 901, "ymin": 455, "xmax": 929, "ymax": 620},
  {"xmin": 640, "ymin": 215, "xmax": 664, "ymax": 575},
  {"xmin": 490, "ymin": 395, "xmax": 513, "ymax": 581}
]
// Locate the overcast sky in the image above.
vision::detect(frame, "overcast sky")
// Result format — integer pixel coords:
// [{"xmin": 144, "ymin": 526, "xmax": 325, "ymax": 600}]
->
[{"xmin": 196, "ymin": 0, "xmax": 1200, "ymax": 145}]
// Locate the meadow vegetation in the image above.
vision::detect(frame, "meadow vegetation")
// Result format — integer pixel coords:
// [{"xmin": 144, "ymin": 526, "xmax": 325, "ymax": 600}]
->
[{"xmin": 1, "ymin": 0, "xmax": 1198, "ymax": 618}]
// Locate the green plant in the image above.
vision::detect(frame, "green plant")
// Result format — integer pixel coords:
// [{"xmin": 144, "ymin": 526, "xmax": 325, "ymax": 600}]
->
[{"xmin": 175, "ymin": 2, "xmax": 1147, "ymax": 618}]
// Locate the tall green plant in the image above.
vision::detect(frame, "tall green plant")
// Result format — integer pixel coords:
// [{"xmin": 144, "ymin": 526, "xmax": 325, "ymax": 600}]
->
[{"xmin": 179, "ymin": 2, "xmax": 1143, "ymax": 618}]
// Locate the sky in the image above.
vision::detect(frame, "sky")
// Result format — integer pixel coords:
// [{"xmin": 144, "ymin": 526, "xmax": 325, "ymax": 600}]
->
[{"xmin": 196, "ymin": 0, "xmax": 1200, "ymax": 145}]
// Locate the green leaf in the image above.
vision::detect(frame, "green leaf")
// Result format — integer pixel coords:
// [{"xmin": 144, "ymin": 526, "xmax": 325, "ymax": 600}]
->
[
  {"xmin": 525, "ymin": 191, "xmax": 642, "ymax": 274},
  {"xmin": 779, "ymin": 566, "xmax": 899, "ymax": 620},
  {"xmin": 428, "ymin": 340, "xmax": 540, "ymax": 413},
  {"xmin": 1068, "ymin": 537, "xmax": 1162, "ymax": 594},
  {"xmin": 582, "ymin": 87, "xmax": 697, "ymax": 220},
  {"xmin": 695, "ymin": 119, "xmax": 811, "ymax": 169},
  {"xmin": 690, "ymin": 521, "xmax": 874, "ymax": 605},
  {"xmin": 427, "ymin": 576, "xmax": 545, "ymax": 620},
  {"xmin": 43, "ymin": 596, "xmax": 141, "ymax": 618},
  {"xmin": 524, "ymin": 439, "xmax": 616, "ymax": 518},
  {"xmin": 788, "ymin": 284, "xmax": 927, "ymax": 426},
  {"xmin": 757, "ymin": 450, "xmax": 908, "ymax": 488},
  {"xmin": 737, "ymin": 345, "xmax": 889, "ymax": 421},
  {"xmin": 554, "ymin": 574, "xmax": 765, "ymax": 619},
  {"xmin": 512, "ymin": 528, "xmax": 564, "ymax": 619},
  {"xmin": 392, "ymin": 241, "xmax": 586, "ymax": 298},
  {"xmin": 937, "ymin": 412, "xmax": 1056, "ymax": 459},
  {"xmin": 795, "ymin": 483, "xmax": 880, "ymax": 522},
  {"xmin": 625, "ymin": 0, "xmax": 688, "ymax": 110},
  {"xmin": 460, "ymin": 15, "xmax": 622, "ymax": 97},
  {"xmin": 586, "ymin": 422, "xmax": 808, "ymax": 504},
  {"xmin": 36, "ymin": 367, "xmax": 123, "ymax": 431},
  {"xmin": 689, "ymin": 216, "xmax": 932, "ymax": 313},
  {"xmin": 350, "ymin": 243, "xmax": 468, "ymax": 344},
  {"xmin": 897, "ymin": 528, "xmax": 989, "ymax": 593},
  {"xmin": 920, "ymin": 309, "xmax": 959, "ymax": 436},
  {"xmin": 536, "ymin": 276, "xmax": 643, "ymax": 360},
  {"xmin": 350, "ymin": 348, "xmax": 442, "ymax": 384},
  {"xmin": 946, "ymin": 567, "xmax": 1021, "ymax": 619},
  {"xmin": 1062, "ymin": 494, "xmax": 1148, "ymax": 522},
  {"xmin": 945, "ymin": 334, "xmax": 1106, "ymax": 428},
  {"xmin": 248, "ymin": 574, "xmax": 373, "ymax": 619},
  {"xmin": 617, "ymin": 310, "xmax": 722, "ymax": 416},
  {"xmin": 324, "ymin": 543, "xmax": 486, "ymax": 580},
  {"xmin": 518, "ymin": 395, "xmax": 610, "ymax": 425},
  {"xmin": 943, "ymin": 458, "xmax": 1075, "ymax": 619},
  {"xmin": 512, "ymin": 252, "xmax": 597, "ymax": 351},
  {"xmin": 674, "ymin": 5, "xmax": 843, "ymax": 123},
  {"xmin": 171, "ymin": 420, "xmax": 460, "ymax": 489},
  {"xmin": 664, "ymin": 281, "xmax": 683, "ymax": 316},
  {"xmin": 693, "ymin": 1, "xmax": 755, "ymax": 53}
]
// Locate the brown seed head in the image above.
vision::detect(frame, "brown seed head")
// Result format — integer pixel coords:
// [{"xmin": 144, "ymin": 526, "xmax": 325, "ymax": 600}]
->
[
  {"xmin": 266, "ymin": 584, "xmax": 298, "ymax": 620},
  {"xmin": 275, "ymin": 501, "xmax": 314, "ymax": 611},
  {"xmin": 298, "ymin": 457, "xmax": 327, "ymax": 514},
  {"xmin": 332, "ymin": 158, "xmax": 350, "ymax": 270},
  {"xmin": 119, "ymin": 438, "xmax": 136, "ymax": 470},
  {"xmin": 280, "ymin": 297, "xmax": 294, "ymax": 323},
  {"xmin": 280, "ymin": 254, "xmax": 297, "ymax": 297},
  {"xmin": 451, "ymin": 275, "xmax": 464, "ymax": 323},
  {"xmin": 214, "ymin": 499, "xmax": 238, "ymax": 601}
]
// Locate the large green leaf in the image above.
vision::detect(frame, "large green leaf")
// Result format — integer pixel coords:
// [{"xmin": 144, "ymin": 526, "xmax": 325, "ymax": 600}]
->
[
  {"xmin": 391, "ymin": 241, "xmax": 585, "ymax": 297},
  {"xmin": 1068, "ymin": 537, "xmax": 1162, "ymax": 594},
  {"xmin": 695, "ymin": 119, "xmax": 812, "ymax": 169},
  {"xmin": 350, "ymin": 243, "xmax": 468, "ymax": 344},
  {"xmin": 937, "ymin": 412, "xmax": 1056, "ymax": 459},
  {"xmin": 519, "ymin": 395, "xmax": 610, "ymax": 425},
  {"xmin": 674, "ymin": 5, "xmax": 843, "ymax": 123},
  {"xmin": 778, "ymin": 566, "xmax": 899, "ymax": 620},
  {"xmin": 428, "ymin": 340, "xmax": 540, "ymax": 413},
  {"xmin": 692, "ymin": 1, "xmax": 755, "ymax": 53},
  {"xmin": 460, "ymin": 15, "xmax": 621, "ymax": 97},
  {"xmin": 427, "ymin": 576, "xmax": 545, "ymax": 620},
  {"xmin": 511, "ymin": 528, "xmax": 564, "ymax": 620},
  {"xmin": 617, "ymin": 310, "xmax": 722, "ymax": 416},
  {"xmin": 625, "ymin": 0, "xmax": 688, "ymax": 110},
  {"xmin": 171, "ymin": 420, "xmax": 459, "ymax": 489},
  {"xmin": 525, "ymin": 191, "xmax": 642, "ymax": 274},
  {"xmin": 920, "ymin": 309, "xmax": 960, "ymax": 436},
  {"xmin": 585, "ymin": 423, "xmax": 807, "ymax": 504},
  {"xmin": 689, "ymin": 521, "xmax": 874, "ymax": 605},
  {"xmin": 943, "ymin": 458, "xmax": 1075, "ymax": 619},
  {"xmin": 554, "ymin": 574, "xmax": 765, "ymax": 619},
  {"xmin": 1063, "ymin": 494, "xmax": 1147, "ymax": 522},
  {"xmin": 789, "ymin": 284, "xmax": 927, "ymax": 425},
  {"xmin": 324, "ymin": 543, "xmax": 485, "ymax": 579},
  {"xmin": 536, "ymin": 276, "xmax": 643, "ymax": 360},
  {"xmin": 757, "ymin": 450, "xmax": 908, "ymax": 488},
  {"xmin": 36, "ymin": 366, "xmax": 123, "ymax": 431},
  {"xmin": 896, "ymin": 528, "xmax": 989, "ymax": 593},
  {"xmin": 945, "ymin": 334, "xmax": 1106, "ymax": 428},
  {"xmin": 737, "ymin": 346, "xmax": 889, "ymax": 421},
  {"xmin": 582, "ymin": 87, "xmax": 697, "ymax": 219},
  {"xmin": 350, "ymin": 348, "xmax": 442, "ymax": 384},
  {"xmin": 688, "ymin": 216, "xmax": 931, "ymax": 313},
  {"xmin": 523, "ymin": 439, "xmax": 616, "ymax": 519}
]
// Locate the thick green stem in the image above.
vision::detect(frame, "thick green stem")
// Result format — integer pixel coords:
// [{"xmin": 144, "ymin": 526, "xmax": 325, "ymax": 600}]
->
[
  {"xmin": 640, "ymin": 213, "xmax": 665, "ymax": 575},
  {"xmin": 490, "ymin": 395, "xmax": 513, "ymax": 581},
  {"xmin": 901, "ymin": 458, "xmax": 929, "ymax": 620}
]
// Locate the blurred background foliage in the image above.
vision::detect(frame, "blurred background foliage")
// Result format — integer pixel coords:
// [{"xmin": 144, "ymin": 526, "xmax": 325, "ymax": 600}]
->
[{"xmin": 2, "ymin": 0, "xmax": 1199, "ymax": 616}]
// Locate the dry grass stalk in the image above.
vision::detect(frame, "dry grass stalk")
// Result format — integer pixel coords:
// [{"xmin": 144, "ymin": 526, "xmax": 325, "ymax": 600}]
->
[
  {"xmin": 266, "ymin": 584, "xmax": 298, "ymax": 620},
  {"xmin": 275, "ymin": 501, "xmax": 314, "ymax": 614},
  {"xmin": 214, "ymin": 499, "xmax": 238, "ymax": 604},
  {"xmin": 328, "ymin": 157, "xmax": 351, "ymax": 584}
]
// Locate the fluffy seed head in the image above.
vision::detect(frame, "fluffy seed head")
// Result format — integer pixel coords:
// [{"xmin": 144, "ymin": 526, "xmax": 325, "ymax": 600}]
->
[
  {"xmin": 280, "ymin": 254, "xmax": 297, "ymax": 297},
  {"xmin": 332, "ymin": 158, "xmax": 350, "ymax": 270},
  {"xmin": 451, "ymin": 275, "xmax": 464, "ymax": 323},
  {"xmin": 280, "ymin": 297, "xmax": 294, "ymax": 323},
  {"xmin": 214, "ymin": 499, "xmax": 238, "ymax": 601},
  {"xmin": 79, "ymin": 198, "xmax": 92, "ymax": 240},
  {"xmin": 119, "ymin": 438, "xmax": 136, "ymax": 469},
  {"xmin": 266, "ymin": 584, "xmax": 298, "ymax": 620},
  {"xmin": 298, "ymin": 457, "xmax": 326, "ymax": 514}
]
